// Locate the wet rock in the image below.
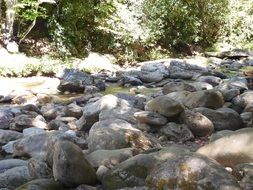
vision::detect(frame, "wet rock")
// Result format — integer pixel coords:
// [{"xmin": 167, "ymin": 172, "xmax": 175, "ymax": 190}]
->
[
  {"xmin": 86, "ymin": 148, "xmax": 136, "ymax": 168},
  {"xmin": 0, "ymin": 165, "xmax": 32, "ymax": 189},
  {"xmin": 145, "ymin": 96, "xmax": 184, "ymax": 118},
  {"xmin": 53, "ymin": 140, "xmax": 96, "ymax": 187},
  {"xmin": 16, "ymin": 179, "xmax": 67, "ymax": 190},
  {"xmin": 179, "ymin": 110, "xmax": 214, "ymax": 137},
  {"xmin": 197, "ymin": 128, "xmax": 253, "ymax": 167},
  {"xmin": 0, "ymin": 159, "xmax": 27, "ymax": 173},
  {"xmin": 28, "ymin": 158, "xmax": 53, "ymax": 179},
  {"xmin": 0, "ymin": 129, "xmax": 23, "ymax": 145},
  {"xmin": 88, "ymin": 119, "xmax": 152, "ymax": 152},
  {"xmin": 160, "ymin": 122, "xmax": 194, "ymax": 142},
  {"xmin": 162, "ymin": 82, "xmax": 196, "ymax": 95},
  {"xmin": 194, "ymin": 107, "xmax": 243, "ymax": 131},
  {"xmin": 134, "ymin": 111, "xmax": 168, "ymax": 126}
]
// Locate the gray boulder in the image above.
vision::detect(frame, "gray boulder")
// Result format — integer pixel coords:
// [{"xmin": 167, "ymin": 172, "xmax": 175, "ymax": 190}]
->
[
  {"xmin": 0, "ymin": 109, "xmax": 14, "ymax": 129},
  {"xmin": 88, "ymin": 119, "xmax": 152, "ymax": 152},
  {"xmin": 162, "ymin": 82, "xmax": 196, "ymax": 95},
  {"xmin": 134, "ymin": 111, "xmax": 168, "ymax": 126},
  {"xmin": 0, "ymin": 159, "xmax": 27, "ymax": 173},
  {"xmin": 16, "ymin": 179, "xmax": 67, "ymax": 190},
  {"xmin": 194, "ymin": 107, "xmax": 243, "ymax": 131},
  {"xmin": 197, "ymin": 128, "xmax": 253, "ymax": 167},
  {"xmin": 145, "ymin": 96, "xmax": 184, "ymax": 117},
  {"xmin": 53, "ymin": 140, "xmax": 96, "ymax": 187}
]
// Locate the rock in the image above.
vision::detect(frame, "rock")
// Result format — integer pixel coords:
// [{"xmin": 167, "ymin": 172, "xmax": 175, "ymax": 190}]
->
[
  {"xmin": 28, "ymin": 158, "xmax": 53, "ymax": 179},
  {"xmin": 244, "ymin": 102, "xmax": 253, "ymax": 112},
  {"xmin": 184, "ymin": 90, "xmax": 224, "ymax": 109},
  {"xmin": 63, "ymin": 103, "xmax": 83, "ymax": 118},
  {"xmin": 116, "ymin": 93, "xmax": 146, "ymax": 109},
  {"xmin": 240, "ymin": 112, "xmax": 253, "ymax": 128},
  {"xmin": 86, "ymin": 148, "xmax": 136, "ymax": 168},
  {"xmin": 0, "ymin": 159, "xmax": 27, "ymax": 173},
  {"xmin": 23, "ymin": 127, "xmax": 46, "ymax": 137},
  {"xmin": 47, "ymin": 119, "xmax": 69, "ymax": 130},
  {"xmin": 88, "ymin": 119, "xmax": 152, "ymax": 152},
  {"xmin": 9, "ymin": 114, "xmax": 47, "ymax": 132},
  {"xmin": 160, "ymin": 122, "xmax": 194, "ymax": 142},
  {"xmin": 81, "ymin": 95, "xmax": 129, "ymax": 130},
  {"xmin": 179, "ymin": 110, "xmax": 214, "ymax": 137},
  {"xmin": 222, "ymin": 89, "xmax": 240, "ymax": 101},
  {"xmin": 219, "ymin": 77, "xmax": 248, "ymax": 91},
  {"xmin": 197, "ymin": 128, "xmax": 253, "ymax": 167},
  {"xmin": 36, "ymin": 93, "xmax": 54, "ymax": 104},
  {"xmin": 232, "ymin": 163, "xmax": 253, "ymax": 190},
  {"xmin": 53, "ymin": 140, "xmax": 96, "ymax": 187},
  {"xmin": 146, "ymin": 152, "xmax": 240, "ymax": 190},
  {"xmin": 134, "ymin": 111, "xmax": 168, "ymax": 126},
  {"xmin": 57, "ymin": 69, "xmax": 94, "ymax": 93},
  {"xmin": 0, "ymin": 166, "xmax": 32, "ymax": 189},
  {"xmin": 13, "ymin": 131, "xmax": 83, "ymax": 166},
  {"xmin": 196, "ymin": 75, "xmax": 222, "ymax": 86},
  {"xmin": 41, "ymin": 104, "xmax": 64, "ymax": 120},
  {"xmin": 162, "ymin": 82, "xmax": 196, "ymax": 95},
  {"xmin": 0, "ymin": 129, "xmax": 23, "ymax": 145},
  {"xmin": 240, "ymin": 90, "xmax": 253, "ymax": 105},
  {"xmin": 145, "ymin": 96, "xmax": 184, "ymax": 118},
  {"xmin": 139, "ymin": 62, "xmax": 169, "ymax": 83},
  {"xmin": 0, "ymin": 109, "xmax": 14, "ymax": 129},
  {"xmin": 118, "ymin": 76, "xmax": 143, "ymax": 86},
  {"xmin": 2, "ymin": 140, "xmax": 16, "ymax": 153},
  {"xmin": 22, "ymin": 104, "xmax": 41, "ymax": 114},
  {"xmin": 190, "ymin": 81, "xmax": 213, "ymax": 90},
  {"xmin": 194, "ymin": 107, "xmax": 243, "ymax": 131},
  {"xmin": 99, "ymin": 106, "xmax": 140, "ymax": 125},
  {"xmin": 75, "ymin": 184, "xmax": 97, "ymax": 190},
  {"xmin": 15, "ymin": 179, "xmax": 67, "ymax": 190},
  {"xmin": 102, "ymin": 146, "xmax": 240, "ymax": 190}
]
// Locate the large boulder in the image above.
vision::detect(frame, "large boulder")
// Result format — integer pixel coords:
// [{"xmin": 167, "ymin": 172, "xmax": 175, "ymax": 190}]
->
[
  {"xmin": 179, "ymin": 110, "xmax": 214, "ymax": 137},
  {"xmin": 145, "ymin": 96, "xmax": 184, "ymax": 118},
  {"xmin": 197, "ymin": 128, "xmax": 253, "ymax": 167},
  {"xmin": 13, "ymin": 131, "xmax": 83, "ymax": 166},
  {"xmin": 88, "ymin": 119, "xmax": 153, "ymax": 152},
  {"xmin": 139, "ymin": 62, "xmax": 169, "ymax": 83},
  {"xmin": 57, "ymin": 69, "xmax": 94, "ymax": 93},
  {"xmin": 53, "ymin": 140, "xmax": 96, "ymax": 187},
  {"xmin": 196, "ymin": 75, "xmax": 222, "ymax": 86},
  {"xmin": 102, "ymin": 146, "xmax": 240, "ymax": 190},
  {"xmin": 194, "ymin": 107, "xmax": 243, "ymax": 131}
]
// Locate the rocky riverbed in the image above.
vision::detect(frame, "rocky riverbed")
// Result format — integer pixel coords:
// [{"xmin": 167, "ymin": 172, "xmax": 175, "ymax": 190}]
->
[{"xmin": 0, "ymin": 50, "xmax": 253, "ymax": 189}]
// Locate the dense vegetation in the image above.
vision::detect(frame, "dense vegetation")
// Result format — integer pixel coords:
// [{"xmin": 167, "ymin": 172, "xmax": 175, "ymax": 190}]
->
[{"xmin": 0, "ymin": 0, "xmax": 253, "ymax": 62}]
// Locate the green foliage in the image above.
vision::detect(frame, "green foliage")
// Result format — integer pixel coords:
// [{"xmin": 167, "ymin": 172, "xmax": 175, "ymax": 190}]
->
[{"xmin": 222, "ymin": 0, "xmax": 253, "ymax": 48}]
